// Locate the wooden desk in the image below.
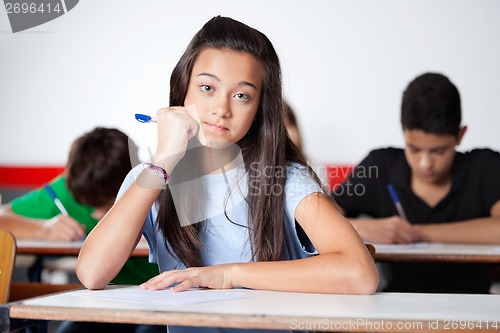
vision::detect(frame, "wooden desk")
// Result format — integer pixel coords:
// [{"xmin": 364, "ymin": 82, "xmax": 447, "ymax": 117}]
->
[
  {"xmin": 374, "ymin": 243, "xmax": 500, "ymax": 263},
  {"xmin": 16, "ymin": 239, "xmax": 149, "ymax": 257},
  {"xmin": 11, "ymin": 239, "xmax": 149, "ymax": 301},
  {"xmin": 2, "ymin": 286, "xmax": 500, "ymax": 332}
]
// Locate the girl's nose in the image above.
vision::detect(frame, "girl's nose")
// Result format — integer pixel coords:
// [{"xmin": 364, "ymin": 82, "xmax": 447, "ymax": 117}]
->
[{"xmin": 212, "ymin": 97, "xmax": 231, "ymax": 118}]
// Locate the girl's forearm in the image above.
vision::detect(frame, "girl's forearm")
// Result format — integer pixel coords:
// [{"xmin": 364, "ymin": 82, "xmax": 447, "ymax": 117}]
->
[
  {"xmin": 230, "ymin": 252, "xmax": 378, "ymax": 295},
  {"xmin": 77, "ymin": 171, "xmax": 163, "ymax": 289}
]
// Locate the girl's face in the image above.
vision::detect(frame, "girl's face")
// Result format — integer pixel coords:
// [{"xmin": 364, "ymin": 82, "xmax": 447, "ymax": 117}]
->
[{"xmin": 184, "ymin": 48, "xmax": 263, "ymax": 146}]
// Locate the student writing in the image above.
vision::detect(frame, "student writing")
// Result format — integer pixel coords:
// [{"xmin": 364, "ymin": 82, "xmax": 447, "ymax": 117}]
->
[
  {"xmin": 333, "ymin": 73, "xmax": 500, "ymax": 293},
  {"xmin": 0, "ymin": 127, "xmax": 163, "ymax": 333}
]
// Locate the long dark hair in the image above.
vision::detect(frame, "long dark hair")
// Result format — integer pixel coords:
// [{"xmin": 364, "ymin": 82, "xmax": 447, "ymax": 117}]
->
[{"xmin": 157, "ymin": 16, "xmax": 315, "ymax": 267}]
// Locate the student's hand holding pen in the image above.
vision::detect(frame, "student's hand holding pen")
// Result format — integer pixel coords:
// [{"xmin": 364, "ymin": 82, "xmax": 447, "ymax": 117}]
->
[
  {"xmin": 41, "ymin": 183, "xmax": 86, "ymax": 241},
  {"xmin": 349, "ymin": 216, "xmax": 416, "ymax": 244},
  {"xmin": 39, "ymin": 214, "xmax": 86, "ymax": 241},
  {"xmin": 150, "ymin": 107, "xmax": 200, "ymax": 173}
]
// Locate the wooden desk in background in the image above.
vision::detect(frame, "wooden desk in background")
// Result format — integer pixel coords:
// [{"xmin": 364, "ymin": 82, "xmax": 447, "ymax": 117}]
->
[
  {"xmin": 2, "ymin": 286, "xmax": 500, "ymax": 332},
  {"xmin": 16, "ymin": 239, "xmax": 150, "ymax": 257},
  {"xmin": 9, "ymin": 239, "xmax": 150, "ymax": 302},
  {"xmin": 374, "ymin": 242, "xmax": 500, "ymax": 263}
]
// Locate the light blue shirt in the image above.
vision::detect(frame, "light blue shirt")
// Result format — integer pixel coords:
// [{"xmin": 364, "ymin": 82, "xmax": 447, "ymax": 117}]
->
[{"xmin": 117, "ymin": 163, "xmax": 323, "ymax": 333}]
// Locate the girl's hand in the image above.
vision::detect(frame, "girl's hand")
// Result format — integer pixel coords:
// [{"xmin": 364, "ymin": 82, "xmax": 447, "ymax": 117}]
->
[
  {"xmin": 152, "ymin": 106, "xmax": 199, "ymax": 171},
  {"xmin": 140, "ymin": 264, "xmax": 235, "ymax": 292}
]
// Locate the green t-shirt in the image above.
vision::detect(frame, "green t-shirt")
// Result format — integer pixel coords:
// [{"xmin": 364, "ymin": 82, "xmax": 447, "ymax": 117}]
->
[{"xmin": 11, "ymin": 175, "xmax": 158, "ymax": 284}]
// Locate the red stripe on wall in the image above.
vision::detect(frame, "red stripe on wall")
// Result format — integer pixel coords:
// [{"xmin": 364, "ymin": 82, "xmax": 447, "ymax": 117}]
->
[
  {"xmin": 326, "ymin": 165, "xmax": 353, "ymax": 191},
  {"xmin": 0, "ymin": 166, "xmax": 65, "ymax": 187},
  {"xmin": 1, "ymin": 165, "xmax": 354, "ymax": 190}
]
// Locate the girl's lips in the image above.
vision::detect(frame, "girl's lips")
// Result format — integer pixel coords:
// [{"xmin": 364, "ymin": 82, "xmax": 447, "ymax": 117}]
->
[{"xmin": 204, "ymin": 122, "xmax": 229, "ymax": 131}]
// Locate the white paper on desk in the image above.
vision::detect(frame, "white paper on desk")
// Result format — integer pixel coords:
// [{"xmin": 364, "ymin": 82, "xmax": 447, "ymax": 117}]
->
[
  {"xmin": 75, "ymin": 286, "xmax": 247, "ymax": 306},
  {"xmin": 16, "ymin": 239, "xmax": 84, "ymax": 248},
  {"xmin": 373, "ymin": 242, "xmax": 430, "ymax": 251}
]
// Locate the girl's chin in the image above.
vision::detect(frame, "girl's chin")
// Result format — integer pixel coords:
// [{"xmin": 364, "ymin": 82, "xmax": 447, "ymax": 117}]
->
[
  {"xmin": 201, "ymin": 140, "xmax": 233, "ymax": 150},
  {"xmin": 197, "ymin": 133, "xmax": 233, "ymax": 149}
]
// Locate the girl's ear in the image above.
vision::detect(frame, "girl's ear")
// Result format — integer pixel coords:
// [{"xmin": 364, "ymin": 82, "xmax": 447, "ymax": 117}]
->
[{"xmin": 456, "ymin": 125, "xmax": 467, "ymax": 145}]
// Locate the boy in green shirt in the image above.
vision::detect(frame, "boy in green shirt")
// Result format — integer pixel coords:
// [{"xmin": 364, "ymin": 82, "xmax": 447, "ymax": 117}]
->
[
  {"xmin": 0, "ymin": 127, "xmax": 163, "ymax": 332},
  {"xmin": 8, "ymin": 175, "xmax": 157, "ymax": 284}
]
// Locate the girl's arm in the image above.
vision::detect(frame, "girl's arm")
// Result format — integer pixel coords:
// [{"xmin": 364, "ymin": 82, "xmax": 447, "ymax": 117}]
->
[
  {"xmin": 76, "ymin": 172, "xmax": 162, "ymax": 289},
  {"xmin": 77, "ymin": 107, "xmax": 199, "ymax": 289},
  {"xmin": 141, "ymin": 192, "xmax": 379, "ymax": 294}
]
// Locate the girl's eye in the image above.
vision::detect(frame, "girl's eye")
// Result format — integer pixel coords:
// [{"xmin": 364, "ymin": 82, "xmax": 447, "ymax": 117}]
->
[
  {"xmin": 234, "ymin": 93, "xmax": 250, "ymax": 101},
  {"xmin": 200, "ymin": 85, "xmax": 213, "ymax": 93}
]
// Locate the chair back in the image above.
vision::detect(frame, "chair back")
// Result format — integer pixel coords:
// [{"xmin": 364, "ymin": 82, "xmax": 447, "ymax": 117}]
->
[{"xmin": 0, "ymin": 229, "xmax": 16, "ymax": 303}]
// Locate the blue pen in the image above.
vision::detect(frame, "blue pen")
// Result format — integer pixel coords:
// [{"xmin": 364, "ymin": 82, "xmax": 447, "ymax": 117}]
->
[
  {"xmin": 387, "ymin": 184, "xmax": 408, "ymax": 221},
  {"xmin": 135, "ymin": 114, "xmax": 157, "ymax": 123},
  {"xmin": 44, "ymin": 184, "xmax": 69, "ymax": 216}
]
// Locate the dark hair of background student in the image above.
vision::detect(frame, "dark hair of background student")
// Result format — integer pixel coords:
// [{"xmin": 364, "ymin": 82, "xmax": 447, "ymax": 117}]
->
[
  {"xmin": 66, "ymin": 127, "xmax": 134, "ymax": 208},
  {"xmin": 401, "ymin": 72, "xmax": 461, "ymax": 137}
]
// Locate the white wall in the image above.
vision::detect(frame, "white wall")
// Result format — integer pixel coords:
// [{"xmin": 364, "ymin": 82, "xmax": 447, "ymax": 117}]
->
[{"xmin": 1, "ymin": 0, "xmax": 499, "ymax": 167}]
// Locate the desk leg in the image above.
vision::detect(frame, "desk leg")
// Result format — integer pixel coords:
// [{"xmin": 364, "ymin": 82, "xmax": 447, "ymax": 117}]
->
[{"xmin": 28, "ymin": 257, "xmax": 45, "ymax": 282}]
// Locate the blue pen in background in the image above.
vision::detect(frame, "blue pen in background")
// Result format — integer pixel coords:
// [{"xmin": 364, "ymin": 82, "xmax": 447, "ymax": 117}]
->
[
  {"xmin": 44, "ymin": 184, "xmax": 69, "ymax": 216},
  {"xmin": 387, "ymin": 184, "xmax": 408, "ymax": 221},
  {"xmin": 135, "ymin": 114, "xmax": 157, "ymax": 123}
]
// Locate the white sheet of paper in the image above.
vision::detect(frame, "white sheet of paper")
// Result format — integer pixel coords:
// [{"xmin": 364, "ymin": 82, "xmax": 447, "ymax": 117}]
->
[
  {"xmin": 16, "ymin": 239, "xmax": 85, "ymax": 248},
  {"xmin": 373, "ymin": 242, "xmax": 430, "ymax": 251},
  {"xmin": 74, "ymin": 286, "xmax": 248, "ymax": 306},
  {"xmin": 374, "ymin": 242, "xmax": 500, "ymax": 255}
]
